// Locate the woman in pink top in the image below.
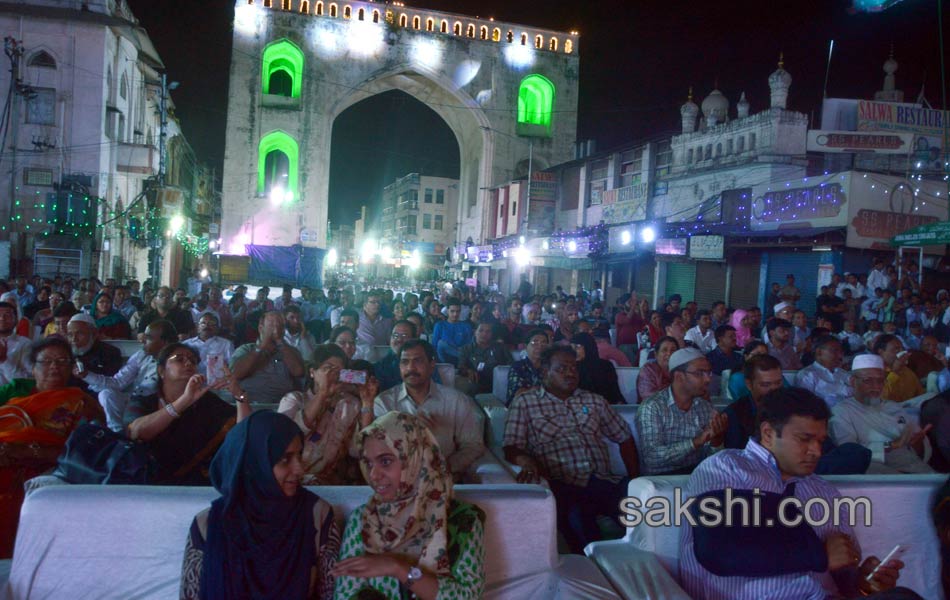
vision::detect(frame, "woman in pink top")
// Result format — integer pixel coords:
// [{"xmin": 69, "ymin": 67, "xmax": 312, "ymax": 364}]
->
[
  {"xmin": 730, "ymin": 309, "xmax": 753, "ymax": 349},
  {"xmin": 636, "ymin": 336, "xmax": 679, "ymax": 401}
]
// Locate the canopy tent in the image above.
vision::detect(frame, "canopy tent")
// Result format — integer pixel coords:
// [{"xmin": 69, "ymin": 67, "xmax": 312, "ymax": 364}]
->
[{"xmin": 890, "ymin": 221, "xmax": 950, "ymax": 288}]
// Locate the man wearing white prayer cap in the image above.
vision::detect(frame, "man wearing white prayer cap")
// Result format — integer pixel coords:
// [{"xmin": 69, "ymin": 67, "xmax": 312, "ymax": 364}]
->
[
  {"xmin": 829, "ymin": 353, "xmax": 934, "ymax": 473},
  {"xmin": 67, "ymin": 312, "xmax": 121, "ymax": 378},
  {"xmin": 635, "ymin": 347, "xmax": 728, "ymax": 475}
]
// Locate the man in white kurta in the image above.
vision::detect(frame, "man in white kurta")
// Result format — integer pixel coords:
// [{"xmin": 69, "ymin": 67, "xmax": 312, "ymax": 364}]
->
[{"xmin": 830, "ymin": 354, "xmax": 933, "ymax": 474}]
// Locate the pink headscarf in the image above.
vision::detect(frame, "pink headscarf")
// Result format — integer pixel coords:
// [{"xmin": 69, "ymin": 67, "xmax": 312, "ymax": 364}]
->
[{"xmin": 730, "ymin": 309, "xmax": 751, "ymax": 348}]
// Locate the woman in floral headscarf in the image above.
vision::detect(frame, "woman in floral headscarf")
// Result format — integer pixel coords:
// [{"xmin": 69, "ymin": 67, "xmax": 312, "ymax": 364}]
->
[
  {"xmin": 332, "ymin": 412, "xmax": 485, "ymax": 600},
  {"xmin": 729, "ymin": 308, "xmax": 753, "ymax": 349}
]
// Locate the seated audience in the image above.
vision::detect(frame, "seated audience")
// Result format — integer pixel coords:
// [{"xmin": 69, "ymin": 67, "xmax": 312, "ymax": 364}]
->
[
  {"xmin": 685, "ymin": 309, "xmax": 715, "ymax": 353},
  {"xmin": 332, "ymin": 411, "xmax": 486, "ymax": 599},
  {"xmin": 456, "ymin": 322, "xmax": 513, "ymax": 397},
  {"xmin": 832, "ymin": 354, "xmax": 934, "ymax": 474},
  {"xmin": 356, "ymin": 292, "xmax": 392, "ymax": 347},
  {"xmin": 766, "ymin": 318, "xmax": 802, "ymax": 370},
  {"xmin": 0, "ymin": 291, "xmax": 32, "ymax": 338},
  {"xmin": 430, "ymin": 299, "xmax": 473, "ymax": 366},
  {"xmin": 728, "ymin": 340, "xmax": 770, "ymax": 401},
  {"xmin": 909, "ymin": 334, "xmax": 946, "ymax": 379},
  {"xmin": 873, "ymin": 334, "xmax": 924, "ymax": 402},
  {"xmin": 230, "ymin": 311, "xmax": 305, "ymax": 404},
  {"xmin": 636, "ymin": 336, "xmax": 678, "ymax": 401},
  {"xmin": 373, "ymin": 320, "xmax": 417, "ymax": 392},
  {"xmin": 279, "ymin": 345, "xmax": 378, "ymax": 485},
  {"xmin": 0, "ymin": 301, "xmax": 32, "ymax": 385},
  {"xmin": 836, "ymin": 319, "xmax": 865, "ymax": 355},
  {"xmin": 126, "ymin": 343, "xmax": 250, "ymax": 484},
  {"xmin": 373, "ymin": 340, "xmax": 484, "ymax": 481},
  {"xmin": 136, "ymin": 286, "xmax": 194, "ymax": 341},
  {"xmin": 795, "ymin": 335, "xmax": 853, "ymax": 408},
  {"xmin": 637, "ymin": 348, "xmax": 727, "ymax": 475},
  {"xmin": 706, "ymin": 325, "xmax": 742, "ymax": 376},
  {"xmin": 32, "ymin": 290, "xmax": 64, "ymax": 337},
  {"xmin": 180, "ymin": 411, "xmax": 340, "ymax": 600},
  {"xmin": 67, "ymin": 313, "xmax": 122, "ymax": 378},
  {"xmin": 88, "ymin": 290, "xmax": 131, "ymax": 340},
  {"xmin": 679, "ymin": 386, "xmax": 920, "ymax": 600},
  {"xmin": 282, "ymin": 305, "xmax": 318, "ymax": 363},
  {"xmin": 588, "ymin": 325, "xmax": 631, "ymax": 367},
  {"xmin": 505, "ymin": 328, "xmax": 548, "ymax": 405},
  {"xmin": 571, "ymin": 331, "xmax": 625, "ymax": 404},
  {"xmin": 183, "ymin": 313, "xmax": 234, "ymax": 385},
  {"xmin": 503, "ymin": 345, "xmax": 637, "ymax": 554}
]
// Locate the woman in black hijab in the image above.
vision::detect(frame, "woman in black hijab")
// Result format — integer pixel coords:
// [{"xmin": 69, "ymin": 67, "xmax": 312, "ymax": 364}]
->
[
  {"xmin": 570, "ymin": 332, "xmax": 625, "ymax": 404},
  {"xmin": 179, "ymin": 411, "xmax": 341, "ymax": 599}
]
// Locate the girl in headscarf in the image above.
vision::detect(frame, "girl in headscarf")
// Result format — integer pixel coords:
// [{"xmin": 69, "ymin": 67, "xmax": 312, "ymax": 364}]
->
[
  {"xmin": 729, "ymin": 308, "xmax": 752, "ymax": 349},
  {"xmin": 86, "ymin": 290, "xmax": 131, "ymax": 340},
  {"xmin": 332, "ymin": 412, "xmax": 486, "ymax": 600},
  {"xmin": 570, "ymin": 332, "xmax": 625, "ymax": 404},
  {"xmin": 180, "ymin": 410, "xmax": 340, "ymax": 600}
]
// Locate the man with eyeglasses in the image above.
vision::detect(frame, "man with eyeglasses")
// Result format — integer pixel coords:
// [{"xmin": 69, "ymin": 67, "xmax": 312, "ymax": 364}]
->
[
  {"xmin": 0, "ymin": 301, "xmax": 31, "ymax": 385},
  {"xmin": 356, "ymin": 292, "xmax": 392, "ymax": 347},
  {"xmin": 136, "ymin": 286, "xmax": 194, "ymax": 342},
  {"xmin": 636, "ymin": 347, "xmax": 728, "ymax": 475},
  {"xmin": 77, "ymin": 320, "xmax": 177, "ymax": 431}
]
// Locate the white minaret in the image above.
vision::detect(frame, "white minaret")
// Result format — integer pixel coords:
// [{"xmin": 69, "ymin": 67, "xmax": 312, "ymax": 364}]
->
[
  {"xmin": 736, "ymin": 91, "xmax": 750, "ymax": 118},
  {"xmin": 680, "ymin": 87, "xmax": 699, "ymax": 133},
  {"xmin": 768, "ymin": 53, "xmax": 792, "ymax": 109}
]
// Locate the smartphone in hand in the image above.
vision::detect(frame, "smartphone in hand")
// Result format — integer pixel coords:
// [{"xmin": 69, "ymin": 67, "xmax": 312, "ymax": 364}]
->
[
  {"xmin": 207, "ymin": 354, "xmax": 227, "ymax": 384},
  {"xmin": 338, "ymin": 369, "xmax": 367, "ymax": 385}
]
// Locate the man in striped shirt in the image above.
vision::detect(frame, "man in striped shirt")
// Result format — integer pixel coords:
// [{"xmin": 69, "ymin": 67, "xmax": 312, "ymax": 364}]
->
[{"xmin": 680, "ymin": 387, "xmax": 920, "ymax": 600}]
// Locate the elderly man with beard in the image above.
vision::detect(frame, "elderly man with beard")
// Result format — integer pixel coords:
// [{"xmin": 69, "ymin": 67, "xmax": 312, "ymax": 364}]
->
[
  {"xmin": 136, "ymin": 286, "xmax": 194, "ymax": 341},
  {"xmin": 831, "ymin": 354, "xmax": 934, "ymax": 474},
  {"xmin": 0, "ymin": 302, "xmax": 31, "ymax": 385},
  {"xmin": 66, "ymin": 313, "xmax": 121, "ymax": 379}
]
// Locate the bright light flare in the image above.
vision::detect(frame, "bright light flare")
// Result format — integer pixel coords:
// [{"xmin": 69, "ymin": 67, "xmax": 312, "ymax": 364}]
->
[
  {"xmin": 621, "ymin": 230, "xmax": 632, "ymax": 246},
  {"xmin": 408, "ymin": 249, "xmax": 422, "ymax": 270},
  {"xmin": 234, "ymin": 3, "xmax": 262, "ymax": 37},
  {"xmin": 170, "ymin": 214, "xmax": 185, "ymax": 235},
  {"xmin": 326, "ymin": 247, "xmax": 338, "ymax": 267},
  {"xmin": 640, "ymin": 227, "xmax": 656, "ymax": 244},
  {"xmin": 411, "ymin": 37, "xmax": 443, "ymax": 70},
  {"xmin": 200, "ymin": 268, "xmax": 209, "ymax": 278},
  {"xmin": 348, "ymin": 21, "xmax": 384, "ymax": 57},
  {"xmin": 503, "ymin": 44, "xmax": 535, "ymax": 69},
  {"xmin": 567, "ymin": 240, "xmax": 577, "ymax": 253},
  {"xmin": 361, "ymin": 239, "xmax": 376, "ymax": 261},
  {"xmin": 514, "ymin": 245, "xmax": 531, "ymax": 267}
]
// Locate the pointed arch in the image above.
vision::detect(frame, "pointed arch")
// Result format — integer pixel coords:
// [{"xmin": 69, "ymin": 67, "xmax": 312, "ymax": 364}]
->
[
  {"xmin": 466, "ymin": 24, "xmax": 475, "ymax": 38},
  {"xmin": 412, "ymin": 15, "xmax": 421, "ymax": 29},
  {"xmin": 329, "ymin": 3, "xmax": 337, "ymax": 17},
  {"xmin": 399, "ymin": 13, "xmax": 408, "ymax": 27},
  {"xmin": 492, "ymin": 27, "xmax": 501, "ymax": 42},
  {"xmin": 549, "ymin": 37, "xmax": 558, "ymax": 52},
  {"xmin": 453, "ymin": 21, "xmax": 462, "ymax": 35},
  {"xmin": 520, "ymin": 33, "xmax": 527, "ymax": 45},
  {"xmin": 343, "ymin": 4, "xmax": 351, "ymax": 18},
  {"xmin": 315, "ymin": 1, "xmax": 323, "ymax": 14},
  {"xmin": 357, "ymin": 7, "xmax": 364, "ymax": 19},
  {"xmin": 28, "ymin": 50, "xmax": 57, "ymax": 69},
  {"xmin": 258, "ymin": 131, "xmax": 299, "ymax": 199},
  {"xmin": 426, "ymin": 17, "xmax": 434, "ymax": 31},
  {"xmin": 440, "ymin": 20, "xmax": 448, "ymax": 33},
  {"xmin": 517, "ymin": 73, "xmax": 555, "ymax": 133},
  {"xmin": 564, "ymin": 39, "xmax": 573, "ymax": 54},
  {"xmin": 261, "ymin": 38, "xmax": 304, "ymax": 98},
  {"xmin": 479, "ymin": 26, "xmax": 488, "ymax": 40}
]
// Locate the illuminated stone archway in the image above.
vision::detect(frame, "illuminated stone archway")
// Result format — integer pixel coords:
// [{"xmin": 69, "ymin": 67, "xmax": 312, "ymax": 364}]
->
[{"xmin": 221, "ymin": 1, "xmax": 579, "ymax": 258}]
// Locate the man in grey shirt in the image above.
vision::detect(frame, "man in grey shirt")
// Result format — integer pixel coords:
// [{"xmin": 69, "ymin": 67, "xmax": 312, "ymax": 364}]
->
[
  {"xmin": 230, "ymin": 311, "xmax": 305, "ymax": 404},
  {"xmin": 374, "ymin": 339, "xmax": 485, "ymax": 481}
]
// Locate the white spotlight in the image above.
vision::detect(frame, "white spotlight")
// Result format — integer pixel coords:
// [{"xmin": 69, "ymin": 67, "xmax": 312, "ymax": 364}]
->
[
  {"xmin": 326, "ymin": 248, "xmax": 338, "ymax": 267},
  {"xmin": 640, "ymin": 227, "xmax": 656, "ymax": 244},
  {"xmin": 621, "ymin": 230, "xmax": 632, "ymax": 246},
  {"xmin": 567, "ymin": 240, "xmax": 577, "ymax": 253},
  {"xmin": 514, "ymin": 246, "xmax": 531, "ymax": 266}
]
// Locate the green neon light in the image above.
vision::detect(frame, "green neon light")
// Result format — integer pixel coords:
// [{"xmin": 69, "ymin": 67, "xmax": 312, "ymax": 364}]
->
[
  {"xmin": 517, "ymin": 74, "xmax": 555, "ymax": 129},
  {"xmin": 257, "ymin": 131, "xmax": 299, "ymax": 199},
  {"xmin": 262, "ymin": 39, "xmax": 304, "ymax": 98}
]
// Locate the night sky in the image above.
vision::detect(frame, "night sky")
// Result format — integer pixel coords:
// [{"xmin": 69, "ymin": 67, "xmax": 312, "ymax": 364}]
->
[{"xmin": 126, "ymin": 0, "xmax": 946, "ymax": 226}]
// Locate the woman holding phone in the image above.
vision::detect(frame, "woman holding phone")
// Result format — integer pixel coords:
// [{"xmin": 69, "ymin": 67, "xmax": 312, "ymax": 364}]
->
[{"xmin": 278, "ymin": 344, "xmax": 379, "ymax": 485}]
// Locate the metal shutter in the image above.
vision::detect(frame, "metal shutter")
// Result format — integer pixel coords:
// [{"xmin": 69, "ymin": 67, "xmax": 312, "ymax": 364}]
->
[
  {"xmin": 729, "ymin": 254, "xmax": 760, "ymax": 310},
  {"xmin": 767, "ymin": 251, "xmax": 822, "ymax": 318},
  {"xmin": 694, "ymin": 261, "xmax": 727, "ymax": 311},
  {"xmin": 634, "ymin": 258, "xmax": 654, "ymax": 302},
  {"xmin": 665, "ymin": 262, "xmax": 697, "ymax": 304}
]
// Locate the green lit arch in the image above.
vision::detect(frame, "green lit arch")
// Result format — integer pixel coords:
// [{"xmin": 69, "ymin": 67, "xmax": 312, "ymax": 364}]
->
[
  {"xmin": 262, "ymin": 39, "xmax": 304, "ymax": 98},
  {"xmin": 517, "ymin": 74, "xmax": 555, "ymax": 130},
  {"xmin": 258, "ymin": 131, "xmax": 299, "ymax": 200}
]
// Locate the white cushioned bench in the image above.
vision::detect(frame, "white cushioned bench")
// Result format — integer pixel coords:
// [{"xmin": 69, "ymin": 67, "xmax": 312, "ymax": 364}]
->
[
  {"xmin": 585, "ymin": 474, "xmax": 946, "ymax": 600},
  {"xmin": 5, "ymin": 484, "xmax": 620, "ymax": 599}
]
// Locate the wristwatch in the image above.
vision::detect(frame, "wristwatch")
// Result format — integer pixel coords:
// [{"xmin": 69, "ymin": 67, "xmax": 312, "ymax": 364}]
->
[{"xmin": 406, "ymin": 565, "xmax": 423, "ymax": 588}]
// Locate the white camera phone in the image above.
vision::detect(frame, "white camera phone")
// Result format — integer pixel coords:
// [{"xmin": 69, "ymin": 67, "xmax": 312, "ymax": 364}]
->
[{"xmin": 865, "ymin": 544, "xmax": 908, "ymax": 581}]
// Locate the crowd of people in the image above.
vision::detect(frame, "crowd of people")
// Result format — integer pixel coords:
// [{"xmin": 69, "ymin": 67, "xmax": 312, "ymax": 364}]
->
[{"xmin": 0, "ymin": 256, "xmax": 945, "ymax": 598}]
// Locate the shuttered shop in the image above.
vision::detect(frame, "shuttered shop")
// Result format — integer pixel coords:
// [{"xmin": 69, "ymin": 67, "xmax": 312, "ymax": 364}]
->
[
  {"xmin": 767, "ymin": 251, "xmax": 821, "ymax": 318},
  {"xmin": 665, "ymin": 262, "xmax": 696, "ymax": 304},
  {"xmin": 693, "ymin": 261, "xmax": 728, "ymax": 310},
  {"xmin": 729, "ymin": 255, "xmax": 760, "ymax": 310},
  {"xmin": 634, "ymin": 258, "xmax": 654, "ymax": 301}
]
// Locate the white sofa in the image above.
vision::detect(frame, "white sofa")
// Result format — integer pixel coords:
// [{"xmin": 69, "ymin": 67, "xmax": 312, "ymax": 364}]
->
[
  {"xmin": 4, "ymin": 484, "xmax": 620, "ymax": 600},
  {"xmin": 585, "ymin": 473, "xmax": 947, "ymax": 600}
]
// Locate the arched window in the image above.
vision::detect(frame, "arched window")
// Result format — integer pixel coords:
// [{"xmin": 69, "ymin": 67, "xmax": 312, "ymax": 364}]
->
[
  {"xmin": 441, "ymin": 20, "xmax": 448, "ymax": 33},
  {"xmin": 315, "ymin": 1, "xmax": 323, "ymax": 14},
  {"xmin": 704, "ymin": 144, "xmax": 712, "ymax": 160},
  {"xmin": 357, "ymin": 7, "xmax": 363, "ymax": 19},
  {"xmin": 412, "ymin": 16, "xmax": 420, "ymax": 29},
  {"xmin": 426, "ymin": 18, "xmax": 434, "ymax": 31},
  {"xmin": 564, "ymin": 39, "xmax": 573, "ymax": 54},
  {"xmin": 261, "ymin": 39, "xmax": 304, "ymax": 98},
  {"xmin": 517, "ymin": 74, "xmax": 556, "ymax": 132},
  {"xmin": 506, "ymin": 30, "xmax": 514, "ymax": 43},
  {"xmin": 534, "ymin": 35, "xmax": 543, "ymax": 49},
  {"xmin": 549, "ymin": 38, "xmax": 558, "ymax": 51},
  {"xmin": 399, "ymin": 14, "xmax": 407, "ymax": 27},
  {"xmin": 520, "ymin": 33, "xmax": 527, "ymax": 45},
  {"xmin": 492, "ymin": 27, "xmax": 501, "ymax": 42},
  {"xmin": 453, "ymin": 22, "xmax": 461, "ymax": 35},
  {"xmin": 263, "ymin": 0, "xmax": 272, "ymax": 7},
  {"xmin": 258, "ymin": 131, "xmax": 299, "ymax": 200},
  {"xmin": 466, "ymin": 24, "xmax": 475, "ymax": 38},
  {"xmin": 480, "ymin": 26, "xmax": 488, "ymax": 40},
  {"xmin": 119, "ymin": 72, "xmax": 128, "ymax": 100},
  {"xmin": 28, "ymin": 51, "xmax": 57, "ymax": 69},
  {"xmin": 329, "ymin": 3, "xmax": 337, "ymax": 17},
  {"xmin": 299, "ymin": 0, "xmax": 309, "ymax": 12},
  {"xmin": 373, "ymin": 10, "xmax": 380, "ymax": 22},
  {"xmin": 343, "ymin": 5, "xmax": 351, "ymax": 18},
  {"xmin": 281, "ymin": 0, "xmax": 290, "ymax": 10}
]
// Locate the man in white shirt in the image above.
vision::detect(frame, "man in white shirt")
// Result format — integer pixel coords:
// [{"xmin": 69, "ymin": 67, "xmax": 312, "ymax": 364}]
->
[
  {"xmin": 281, "ymin": 304, "xmax": 317, "ymax": 363},
  {"xmin": 0, "ymin": 301, "xmax": 31, "ymax": 385},
  {"xmin": 795, "ymin": 335, "xmax": 852, "ymax": 407},
  {"xmin": 831, "ymin": 354, "xmax": 933, "ymax": 473},
  {"xmin": 182, "ymin": 313, "xmax": 235, "ymax": 383},
  {"xmin": 374, "ymin": 339, "xmax": 485, "ymax": 481},
  {"xmin": 866, "ymin": 258, "xmax": 889, "ymax": 297},
  {"xmin": 684, "ymin": 309, "xmax": 715, "ymax": 354}
]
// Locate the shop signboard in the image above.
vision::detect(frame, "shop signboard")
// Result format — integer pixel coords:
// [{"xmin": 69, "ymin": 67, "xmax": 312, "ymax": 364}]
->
[{"xmin": 689, "ymin": 235, "xmax": 724, "ymax": 260}]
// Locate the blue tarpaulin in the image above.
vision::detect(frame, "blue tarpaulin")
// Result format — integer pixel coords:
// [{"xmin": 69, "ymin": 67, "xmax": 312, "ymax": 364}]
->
[{"xmin": 246, "ymin": 244, "xmax": 326, "ymax": 288}]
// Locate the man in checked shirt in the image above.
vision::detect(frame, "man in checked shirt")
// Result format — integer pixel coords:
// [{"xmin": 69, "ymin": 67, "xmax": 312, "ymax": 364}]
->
[{"xmin": 503, "ymin": 345, "xmax": 639, "ymax": 554}]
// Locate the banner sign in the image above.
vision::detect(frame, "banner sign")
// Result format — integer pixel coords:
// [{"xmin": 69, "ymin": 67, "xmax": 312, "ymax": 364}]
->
[
  {"xmin": 689, "ymin": 235, "xmax": 724, "ymax": 260},
  {"xmin": 807, "ymin": 130, "xmax": 913, "ymax": 154},
  {"xmin": 656, "ymin": 238, "xmax": 687, "ymax": 256}
]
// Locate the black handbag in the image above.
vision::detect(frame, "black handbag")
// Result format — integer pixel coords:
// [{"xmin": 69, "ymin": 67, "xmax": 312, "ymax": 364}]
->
[{"xmin": 53, "ymin": 423, "xmax": 155, "ymax": 484}]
